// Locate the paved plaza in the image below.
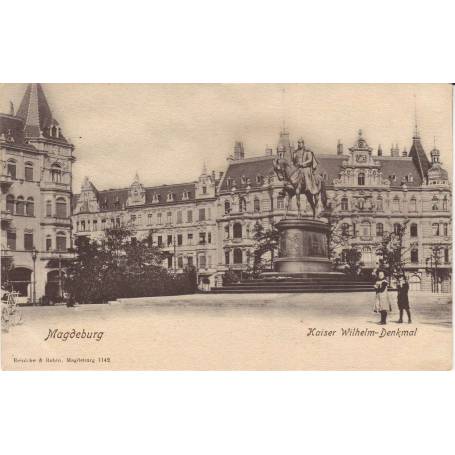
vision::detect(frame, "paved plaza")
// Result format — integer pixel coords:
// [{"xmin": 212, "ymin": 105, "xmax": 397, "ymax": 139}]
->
[{"xmin": 2, "ymin": 292, "xmax": 452, "ymax": 370}]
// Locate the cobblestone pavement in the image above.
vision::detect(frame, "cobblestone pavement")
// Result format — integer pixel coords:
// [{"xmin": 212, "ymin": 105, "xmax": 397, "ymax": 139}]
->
[{"xmin": 2, "ymin": 292, "xmax": 452, "ymax": 370}]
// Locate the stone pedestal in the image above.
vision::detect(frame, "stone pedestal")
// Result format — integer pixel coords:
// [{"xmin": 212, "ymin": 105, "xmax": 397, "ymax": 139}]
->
[{"xmin": 273, "ymin": 218, "xmax": 331, "ymax": 273}]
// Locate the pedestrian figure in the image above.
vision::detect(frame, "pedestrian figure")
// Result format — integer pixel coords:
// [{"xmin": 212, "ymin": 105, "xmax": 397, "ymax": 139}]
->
[
  {"xmin": 396, "ymin": 275, "xmax": 411, "ymax": 323},
  {"xmin": 374, "ymin": 271, "xmax": 391, "ymax": 325}
]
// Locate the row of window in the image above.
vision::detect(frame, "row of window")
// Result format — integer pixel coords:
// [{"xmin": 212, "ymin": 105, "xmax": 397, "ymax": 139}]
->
[
  {"xmin": 342, "ymin": 246, "xmax": 450, "ymax": 266},
  {"xmin": 339, "ymin": 196, "xmax": 449, "ymax": 212},
  {"xmin": 6, "ymin": 231, "xmax": 67, "ymax": 252},
  {"xmin": 169, "ymin": 253, "xmax": 212, "ymax": 270},
  {"xmin": 5, "ymin": 160, "xmax": 63, "ymax": 183},
  {"xmin": 77, "ymin": 208, "xmax": 212, "ymax": 232},
  {"xmin": 340, "ymin": 222, "xmax": 449, "ymax": 238},
  {"xmin": 5, "ymin": 195, "xmax": 68, "ymax": 218},
  {"xmin": 224, "ymin": 198, "xmax": 261, "ymax": 214},
  {"xmin": 226, "ymin": 174, "xmax": 266, "ymax": 188},
  {"xmin": 156, "ymin": 231, "xmax": 212, "ymax": 247}
]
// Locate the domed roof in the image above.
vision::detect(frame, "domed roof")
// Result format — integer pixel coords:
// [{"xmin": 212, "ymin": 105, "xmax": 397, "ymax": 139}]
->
[{"xmin": 428, "ymin": 162, "xmax": 448, "ymax": 181}]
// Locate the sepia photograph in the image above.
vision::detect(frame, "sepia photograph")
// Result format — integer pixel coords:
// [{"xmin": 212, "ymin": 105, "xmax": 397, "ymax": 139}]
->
[{"xmin": 0, "ymin": 83, "xmax": 452, "ymax": 370}]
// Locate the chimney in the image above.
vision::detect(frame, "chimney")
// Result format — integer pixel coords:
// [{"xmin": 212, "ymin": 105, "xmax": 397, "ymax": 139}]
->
[
  {"xmin": 337, "ymin": 140, "xmax": 344, "ymax": 156},
  {"xmin": 265, "ymin": 146, "xmax": 273, "ymax": 156},
  {"xmin": 402, "ymin": 147, "xmax": 408, "ymax": 157},
  {"xmin": 234, "ymin": 141, "xmax": 245, "ymax": 160},
  {"xmin": 377, "ymin": 145, "xmax": 383, "ymax": 156},
  {"xmin": 391, "ymin": 143, "xmax": 400, "ymax": 157}
]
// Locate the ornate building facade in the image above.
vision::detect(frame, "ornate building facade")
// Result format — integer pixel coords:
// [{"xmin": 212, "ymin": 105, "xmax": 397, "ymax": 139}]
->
[
  {"xmin": 72, "ymin": 166, "xmax": 219, "ymax": 287},
  {"xmin": 1, "ymin": 84, "xmax": 75, "ymax": 301},
  {"xmin": 2, "ymin": 84, "xmax": 449, "ymax": 298},
  {"xmin": 216, "ymin": 128, "xmax": 451, "ymax": 292}
]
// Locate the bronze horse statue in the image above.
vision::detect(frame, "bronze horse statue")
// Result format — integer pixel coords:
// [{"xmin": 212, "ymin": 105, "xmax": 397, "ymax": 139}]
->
[{"xmin": 273, "ymin": 153, "xmax": 327, "ymax": 218}]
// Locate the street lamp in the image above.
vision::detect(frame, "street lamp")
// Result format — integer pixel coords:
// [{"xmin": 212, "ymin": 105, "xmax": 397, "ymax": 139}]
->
[{"xmin": 31, "ymin": 246, "xmax": 38, "ymax": 305}]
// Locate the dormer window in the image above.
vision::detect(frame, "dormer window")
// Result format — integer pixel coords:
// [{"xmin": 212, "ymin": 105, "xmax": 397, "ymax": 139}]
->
[
  {"xmin": 182, "ymin": 191, "xmax": 188, "ymax": 200},
  {"xmin": 167, "ymin": 193, "xmax": 175, "ymax": 202},
  {"xmin": 152, "ymin": 193, "xmax": 161, "ymax": 203},
  {"xmin": 226, "ymin": 178, "xmax": 233, "ymax": 188},
  {"xmin": 101, "ymin": 198, "xmax": 108, "ymax": 210},
  {"xmin": 408, "ymin": 174, "xmax": 414, "ymax": 183},
  {"xmin": 202, "ymin": 186, "xmax": 207, "ymax": 195},
  {"xmin": 240, "ymin": 175, "xmax": 247, "ymax": 185},
  {"xmin": 256, "ymin": 174, "xmax": 264, "ymax": 185},
  {"xmin": 389, "ymin": 174, "xmax": 397, "ymax": 182}
]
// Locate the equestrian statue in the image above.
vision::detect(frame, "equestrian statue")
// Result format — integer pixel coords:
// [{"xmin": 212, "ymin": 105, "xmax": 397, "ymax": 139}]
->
[{"xmin": 273, "ymin": 138, "xmax": 327, "ymax": 218}]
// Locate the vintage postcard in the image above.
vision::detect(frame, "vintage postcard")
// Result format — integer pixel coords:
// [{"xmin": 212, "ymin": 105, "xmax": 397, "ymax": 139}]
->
[{"xmin": 0, "ymin": 83, "xmax": 452, "ymax": 370}]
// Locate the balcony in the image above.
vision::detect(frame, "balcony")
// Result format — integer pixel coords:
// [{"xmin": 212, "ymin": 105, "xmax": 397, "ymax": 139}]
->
[
  {"xmin": 40, "ymin": 217, "xmax": 71, "ymax": 227},
  {"xmin": 1, "ymin": 209, "xmax": 13, "ymax": 224},
  {"xmin": 0, "ymin": 172, "xmax": 14, "ymax": 190},
  {"xmin": 40, "ymin": 180, "xmax": 71, "ymax": 192}
]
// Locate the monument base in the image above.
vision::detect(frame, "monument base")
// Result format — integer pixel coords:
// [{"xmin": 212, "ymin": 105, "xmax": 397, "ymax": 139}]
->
[{"xmin": 273, "ymin": 218, "xmax": 331, "ymax": 274}]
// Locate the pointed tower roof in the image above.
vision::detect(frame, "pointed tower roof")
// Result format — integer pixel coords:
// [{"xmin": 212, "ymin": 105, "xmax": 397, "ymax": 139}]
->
[
  {"xmin": 16, "ymin": 83, "xmax": 64, "ymax": 140},
  {"xmin": 409, "ymin": 132, "xmax": 431, "ymax": 182}
]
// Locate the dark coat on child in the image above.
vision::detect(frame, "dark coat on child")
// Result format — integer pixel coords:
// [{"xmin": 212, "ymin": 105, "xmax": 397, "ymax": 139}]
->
[{"xmin": 397, "ymin": 282, "xmax": 410, "ymax": 310}]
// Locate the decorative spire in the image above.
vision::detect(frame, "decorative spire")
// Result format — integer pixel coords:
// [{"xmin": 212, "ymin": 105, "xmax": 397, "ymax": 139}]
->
[
  {"xmin": 9, "ymin": 101, "xmax": 14, "ymax": 116},
  {"xmin": 201, "ymin": 161, "xmax": 208, "ymax": 175},
  {"xmin": 413, "ymin": 94, "xmax": 420, "ymax": 139},
  {"xmin": 133, "ymin": 171, "xmax": 140, "ymax": 182}
]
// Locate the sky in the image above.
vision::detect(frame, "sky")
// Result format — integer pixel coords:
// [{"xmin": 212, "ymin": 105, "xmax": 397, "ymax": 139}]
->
[{"xmin": 0, "ymin": 84, "xmax": 452, "ymax": 192}]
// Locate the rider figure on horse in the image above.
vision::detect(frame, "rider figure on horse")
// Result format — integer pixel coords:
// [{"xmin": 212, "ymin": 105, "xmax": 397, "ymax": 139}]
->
[
  {"xmin": 291, "ymin": 138, "xmax": 322, "ymax": 196},
  {"xmin": 273, "ymin": 137, "xmax": 327, "ymax": 218}
]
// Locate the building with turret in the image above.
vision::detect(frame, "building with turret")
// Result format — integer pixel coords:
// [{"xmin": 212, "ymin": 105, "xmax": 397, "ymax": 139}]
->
[
  {"xmin": 1, "ymin": 84, "xmax": 75, "ymax": 302},
  {"xmin": 216, "ymin": 128, "xmax": 451, "ymax": 292}
]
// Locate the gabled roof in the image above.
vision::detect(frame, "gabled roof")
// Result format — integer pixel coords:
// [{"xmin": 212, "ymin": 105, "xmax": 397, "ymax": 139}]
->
[{"xmin": 409, "ymin": 135, "xmax": 431, "ymax": 182}]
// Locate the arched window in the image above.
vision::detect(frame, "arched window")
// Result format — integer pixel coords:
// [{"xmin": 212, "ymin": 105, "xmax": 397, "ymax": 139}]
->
[
  {"xmin": 254, "ymin": 198, "xmax": 260, "ymax": 213},
  {"xmin": 24, "ymin": 162, "xmax": 33, "ymax": 181},
  {"xmin": 410, "ymin": 249, "xmax": 419, "ymax": 263},
  {"xmin": 409, "ymin": 275, "xmax": 421, "ymax": 291},
  {"xmin": 376, "ymin": 223, "xmax": 384, "ymax": 237},
  {"xmin": 233, "ymin": 248, "xmax": 243, "ymax": 264},
  {"xmin": 46, "ymin": 200, "xmax": 52, "ymax": 217},
  {"xmin": 224, "ymin": 201, "xmax": 231, "ymax": 214},
  {"xmin": 393, "ymin": 223, "xmax": 401, "ymax": 235},
  {"xmin": 341, "ymin": 197, "xmax": 349, "ymax": 211},
  {"xmin": 56, "ymin": 197, "xmax": 67, "ymax": 218},
  {"xmin": 233, "ymin": 223, "xmax": 242, "ymax": 239},
  {"xmin": 432, "ymin": 196, "xmax": 439, "ymax": 211},
  {"xmin": 392, "ymin": 197, "xmax": 400, "ymax": 212},
  {"xmin": 26, "ymin": 197, "xmax": 34, "ymax": 216},
  {"xmin": 51, "ymin": 163, "xmax": 62, "ymax": 183},
  {"xmin": 6, "ymin": 194, "xmax": 14, "ymax": 213},
  {"xmin": 361, "ymin": 221, "xmax": 371, "ymax": 237},
  {"xmin": 410, "ymin": 223, "xmax": 418, "ymax": 237},
  {"xmin": 409, "ymin": 197, "xmax": 417, "ymax": 212},
  {"xmin": 6, "ymin": 159, "xmax": 16, "ymax": 179},
  {"xmin": 358, "ymin": 172, "xmax": 365, "ymax": 186},
  {"xmin": 56, "ymin": 231, "xmax": 66, "ymax": 252},
  {"xmin": 16, "ymin": 196, "xmax": 25, "ymax": 215}
]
